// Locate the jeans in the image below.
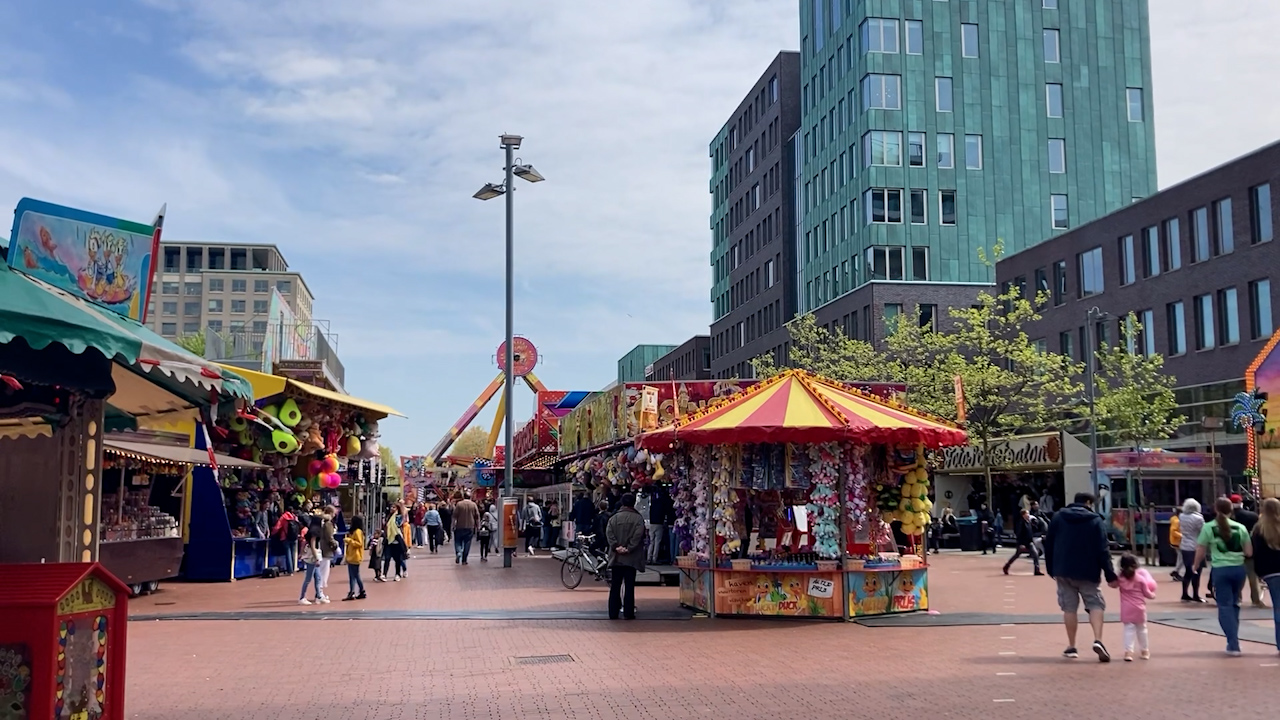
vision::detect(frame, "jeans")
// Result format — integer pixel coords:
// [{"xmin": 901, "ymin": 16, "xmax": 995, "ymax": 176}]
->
[
  {"xmin": 413, "ymin": 525, "xmax": 427, "ymax": 548},
  {"xmin": 667, "ymin": 526, "xmax": 678, "ymax": 563},
  {"xmin": 283, "ymin": 540, "xmax": 297, "ymax": 574},
  {"xmin": 1180, "ymin": 550, "xmax": 1202, "ymax": 598},
  {"xmin": 347, "ymin": 563, "xmax": 365, "ymax": 595},
  {"xmin": 609, "ymin": 565, "xmax": 638, "ymax": 619},
  {"xmin": 1212, "ymin": 564, "xmax": 1247, "ymax": 652},
  {"xmin": 298, "ymin": 561, "xmax": 322, "ymax": 600},
  {"xmin": 427, "ymin": 525, "xmax": 441, "ymax": 553},
  {"xmin": 479, "ymin": 533, "xmax": 491, "ymax": 560},
  {"xmin": 1265, "ymin": 575, "xmax": 1280, "ymax": 650},
  {"xmin": 455, "ymin": 528, "xmax": 475, "ymax": 563},
  {"xmin": 382, "ymin": 541, "xmax": 405, "ymax": 578},
  {"xmin": 1004, "ymin": 542, "xmax": 1041, "ymax": 572}
]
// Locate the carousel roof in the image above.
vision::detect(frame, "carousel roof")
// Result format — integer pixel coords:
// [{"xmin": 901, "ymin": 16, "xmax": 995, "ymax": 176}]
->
[{"xmin": 637, "ymin": 369, "xmax": 967, "ymax": 449}]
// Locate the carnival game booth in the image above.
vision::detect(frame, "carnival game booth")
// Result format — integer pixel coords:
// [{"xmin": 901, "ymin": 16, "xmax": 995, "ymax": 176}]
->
[
  {"xmin": 638, "ymin": 370, "xmax": 967, "ymax": 620},
  {"xmin": 1097, "ymin": 448, "xmax": 1223, "ymax": 560}
]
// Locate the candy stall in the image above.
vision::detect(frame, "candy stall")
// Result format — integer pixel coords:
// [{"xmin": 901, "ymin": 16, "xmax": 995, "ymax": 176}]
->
[{"xmin": 638, "ymin": 370, "xmax": 967, "ymax": 620}]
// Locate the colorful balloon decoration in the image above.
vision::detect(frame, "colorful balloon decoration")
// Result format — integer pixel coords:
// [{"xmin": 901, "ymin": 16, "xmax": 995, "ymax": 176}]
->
[
  {"xmin": 320, "ymin": 454, "xmax": 339, "ymax": 475},
  {"xmin": 308, "ymin": 459, "xmax": 323, "ymax": 476}
]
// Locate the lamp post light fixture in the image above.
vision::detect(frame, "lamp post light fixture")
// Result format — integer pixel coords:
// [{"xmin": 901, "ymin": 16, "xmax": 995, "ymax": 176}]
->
[
  {"xmin": 1084, "ymin": 307, "xmax": 1111, "ymax": 505},
  {"xmin": 473, "ymin": 133, "xmax": 544, "ymax": 569},
  {"xmin": 1201, "ymin": 415, "xmax": 1225, "ymax": 497}
]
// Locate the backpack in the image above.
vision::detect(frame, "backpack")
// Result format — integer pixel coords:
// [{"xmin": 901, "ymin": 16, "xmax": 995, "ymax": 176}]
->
[{"xmin": 285, "ymin": 516, "xmax": 302, "ymax": 541}]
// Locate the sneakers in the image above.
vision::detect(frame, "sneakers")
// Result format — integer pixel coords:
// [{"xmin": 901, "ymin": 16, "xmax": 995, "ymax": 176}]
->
[
  {"xmin": 1093, "ymin": 641, "xmax": 1111, "ymax": 663},
  {"xmin": 342, "ymin": 594, "xmax": 355, "ymax": 602},
  {"xmin": 297, "ymin": 598, "xmax": 312, "ymax": 605},
  {"xmin": 1063, "ymin": 647, "xmax": 1079, "ymax": 659},
  {"xmin": 357, "ymin": 592, "xmax": 367, "ymax": 600},
  {"xmin": 393, "ymin": 576, "xmax": 401, "ymax": 582},
  {"xmin": 1123, "ymin": 652, "xmax": 1134, "ymax": 662},
  {"xmin": 1002, "ymin": 565, "xmax": 1010, "ymax": 575},
  {"xmin": 1139, "ymin": 650, "xmax": 1150, "ymax": 660},
  {"xmin": 317, "ymin": 595, "xmax": 331, "ymax": 604},
  {"xmin": 1226, "ymin": 649, "xmax": 1243, "ymax": 657}
]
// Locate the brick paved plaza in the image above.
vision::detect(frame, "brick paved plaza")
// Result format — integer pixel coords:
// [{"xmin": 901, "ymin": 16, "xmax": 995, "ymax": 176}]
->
[{"xmin": 124, "ymin": 549, "xmax": 1278, "ymax": 719}]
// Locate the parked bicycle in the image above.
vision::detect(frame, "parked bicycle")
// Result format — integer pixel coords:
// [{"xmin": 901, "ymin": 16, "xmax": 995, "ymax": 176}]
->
[{"xmin": 560, "ymin": 532, "xmax": 611, "ymax": 589}]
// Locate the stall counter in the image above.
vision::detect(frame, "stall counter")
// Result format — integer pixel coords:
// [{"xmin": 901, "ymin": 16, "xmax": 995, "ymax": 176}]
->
[{"xmin": 678, "ymin": 565, "xmax": 928, "ymax": 619}]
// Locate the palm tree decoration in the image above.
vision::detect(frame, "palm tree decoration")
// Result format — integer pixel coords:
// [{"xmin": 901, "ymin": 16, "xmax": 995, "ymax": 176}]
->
[{"xmin": 1231, "ymin": 389, "xmax": 1265, "ymax": 431}]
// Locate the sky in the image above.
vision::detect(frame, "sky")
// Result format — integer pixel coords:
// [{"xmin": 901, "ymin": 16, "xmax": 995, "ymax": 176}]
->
[{"xmin": 1, "ymin": 0, "xmax": 1278, "ymax": 457}]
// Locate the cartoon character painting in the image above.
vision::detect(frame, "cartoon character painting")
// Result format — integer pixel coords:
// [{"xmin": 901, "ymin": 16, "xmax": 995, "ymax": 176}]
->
[
  {"xmin": 76, "ymin": 228, "xmax": 137, "ymax": 305},
  {"xmin": 851, "ymin": 571, "xmax": 890, "ymax": 616}
]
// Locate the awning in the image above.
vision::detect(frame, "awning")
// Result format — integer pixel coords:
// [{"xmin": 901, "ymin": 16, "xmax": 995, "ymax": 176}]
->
[
  {"xmin": 217, "ymin": 363, "xmax": 405, "ymax": 418},
  {"xmin": 104, "ymin": 438, "xmax": 267, "ymax": 468},
  {"xmin": 638, "ymin": 369, "xmax": 968, "ymax": 449}
]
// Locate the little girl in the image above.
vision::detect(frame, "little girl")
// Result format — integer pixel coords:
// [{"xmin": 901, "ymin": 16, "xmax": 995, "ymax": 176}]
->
[
  {"xmin": 368, "ymin": 528, "xmax": 385, "ymax": 582},
  {"xmin": 1109, "ymin": 553, "xmax": 1158, "ymax": 661}
]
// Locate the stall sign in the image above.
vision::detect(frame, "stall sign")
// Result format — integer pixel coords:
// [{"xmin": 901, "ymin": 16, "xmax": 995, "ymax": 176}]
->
[
  {"xmin": 501, "ymin": 497, "xmax": 519, "ymax": 550},
  {"xmin": 558, "ymin": 387, "xmax": 625, "ymax": 455},
  {"xmin": 849, "ymin": 569, "xmax": 928, "ymax": 616},
  {"xmin": 938, "ymin": 432, "xmax": 1064, "ymax": 474},
  {"xmin": 806, "ymin": 577, "xmax": 835, "ymax": 599},
  {"xmin": 57, "ymin": 577, "xmax": 117, "ymax": 616},
  {"xmin": 713, "ymin": 571, "xmax": 843, "ymax": 617},
  {"xmin": 7, "ymin": 198, "xmax": 158, "ymax": 321},
  {"xmin": 1097, "ymin": 451, "xmax": 1214, "ymax": 471},
  {"xmin": 679, "ymin": 569, "xmax": 711, "ymax": 612},
  {"xmin": 639, "ymin": 386, "xmax": 659, "ymax": 430}
]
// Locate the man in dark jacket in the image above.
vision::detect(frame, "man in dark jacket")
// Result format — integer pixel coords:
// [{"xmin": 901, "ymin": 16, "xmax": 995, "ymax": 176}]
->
[
  {"xmin": 1231, "ymin": 494, "xmax": 1266, "ymax": 607},
  {"xmin": 1003, "ymin": 509, "xmax": 1044, "ymax": 576},
  {"xmin": 1043, "ymin": 492, "xmax": 1117, "ymax": 662},
  {"xmin": 605, "ymin": 493, "xmax": 647, "ymax": 620}
]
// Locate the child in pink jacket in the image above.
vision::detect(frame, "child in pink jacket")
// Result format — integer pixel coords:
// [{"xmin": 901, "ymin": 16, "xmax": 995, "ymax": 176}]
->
[{"xmin": 1109, "ymin": 553, "xmax": 1158, "ymax": 660}]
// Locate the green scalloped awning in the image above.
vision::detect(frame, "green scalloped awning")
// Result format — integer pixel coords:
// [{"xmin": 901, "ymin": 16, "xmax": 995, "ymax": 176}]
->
[{"xmin": 0, "ymin": 263, "xmax": 140, "ymax": 363}]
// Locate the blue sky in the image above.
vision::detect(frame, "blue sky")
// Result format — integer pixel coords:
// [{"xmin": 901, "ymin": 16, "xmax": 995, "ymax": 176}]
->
[{"xmin": 2, "ymin": 1, "xmax": 1279, "ymax": 456}]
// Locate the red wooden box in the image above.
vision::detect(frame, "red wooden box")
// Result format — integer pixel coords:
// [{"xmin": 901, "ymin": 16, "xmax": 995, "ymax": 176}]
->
[{"xmin": 0, "ymin": 563, "xmax": 129, "ymax": 720}]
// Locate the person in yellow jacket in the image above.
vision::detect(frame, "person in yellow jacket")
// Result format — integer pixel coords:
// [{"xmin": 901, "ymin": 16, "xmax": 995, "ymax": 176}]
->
[
  {"xmin": 343, "ymin": 516, "xmax": 367, "ymax": 601},
  {"xmin": 1169, "ymin": 513, "xmax": 1184, "ymax": 581}
]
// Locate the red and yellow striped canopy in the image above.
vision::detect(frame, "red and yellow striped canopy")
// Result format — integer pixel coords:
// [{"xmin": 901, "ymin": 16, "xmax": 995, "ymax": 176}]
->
[{"xmin": 638, "ymin": 370, "xmax": 967, "ymax": 449}]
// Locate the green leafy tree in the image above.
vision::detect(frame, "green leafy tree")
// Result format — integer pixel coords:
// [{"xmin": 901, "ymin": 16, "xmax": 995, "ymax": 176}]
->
[
  {"xmin": 175, "ymin": 333, "xmax": 205, "ymax": 357},
  {"xmin": 1093, "ymin": 314, "xmax": 1185, "ymax": 448},
  {"xmin": 378, "ymin": 445, "xmax": 400, "ymax": 482},
  {"xmin": 751, "ymin": 313, "xmax": 899, "ymax": 382},
  {"xmin": 448, "ymin": 426, "xmax": 492, "ymax": 459}
]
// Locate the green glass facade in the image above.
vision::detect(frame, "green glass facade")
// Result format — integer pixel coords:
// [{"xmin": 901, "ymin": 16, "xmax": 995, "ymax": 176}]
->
[
  {"xmin": 795, "ymin": 0, "xmax": 1157, "ymax": 314},
  {"xmin": 617, "ymin": 344, "xmax": 679, "ymax": 383}
]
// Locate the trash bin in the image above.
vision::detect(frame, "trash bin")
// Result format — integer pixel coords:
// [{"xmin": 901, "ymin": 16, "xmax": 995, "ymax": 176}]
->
[
  {"xmin": 958, "ymin": 519, "xmax": 982, "ymax": 552},
  {"xmin": 0, "ymin": 562, "xmax": 130, "ymax": 720},
  {"xmin": 1155, "ymin": 520, "xmax": 1177, "ymax": 567}
]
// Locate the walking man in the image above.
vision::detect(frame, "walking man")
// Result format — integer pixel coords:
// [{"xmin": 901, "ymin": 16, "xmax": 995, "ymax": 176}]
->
[
  {"xmin": 452, "ymin": 492, "xmax": 481, "ymax": 565},
  {"xmin": 1003, "ymin": 509, "xmax": 1044, "ymax": 576},
  {"xmin": 1231, "ymin": 494, "xmax": 1265, "ymax": 607},
  {"xmin": 1043, "ymin": 492, "xmax": 1117, "ymax": 662},
  {"xmin": 606, "ymin": 492, "xmax": 647, "ymax": 620}
]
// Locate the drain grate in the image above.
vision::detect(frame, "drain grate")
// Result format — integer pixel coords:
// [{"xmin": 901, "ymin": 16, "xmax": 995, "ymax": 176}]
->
[{"xmin": 514, "ymin": 654, "xmax": 575, "ymax": 666}]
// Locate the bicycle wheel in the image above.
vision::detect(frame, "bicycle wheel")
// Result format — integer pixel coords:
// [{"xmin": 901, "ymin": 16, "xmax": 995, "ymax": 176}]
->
[{"xmin": 561, "ymin": 552, "xmax": 585, "ymax": 590}]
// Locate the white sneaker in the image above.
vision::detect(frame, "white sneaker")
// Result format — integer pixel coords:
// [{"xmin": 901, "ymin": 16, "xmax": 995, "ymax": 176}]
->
[
  {"xmin": 298, "ymin": 598, "xmax": 311, "ymax": 605},
  {"xmin": 318, "ymin": 596, "xmax": 330, "ymax": 604}
]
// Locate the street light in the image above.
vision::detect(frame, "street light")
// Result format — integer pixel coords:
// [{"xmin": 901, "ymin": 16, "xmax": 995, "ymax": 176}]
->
[
  {"xmin": 473, "ymin": 133, "xmax": 545, "ymax": 569},
  {"xmin": 1085, "ymin": 307, "xmax": 1111, "ymax": 509},
  {"xmin": 1202, "ymin": 416, "xmax": 1224, "ymax": 498}
]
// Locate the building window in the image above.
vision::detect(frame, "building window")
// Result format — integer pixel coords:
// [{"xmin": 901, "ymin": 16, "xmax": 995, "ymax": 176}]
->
[
  {"xmin": 937, "ymin": 133, "xmax": 954, "ymax": 169},
  {"xmin": 231, "ymin": 279, "xmax": 246, "ymax": 293},
  {"xmin": 207, "ymin": 320, "xmax": 223, "ymax": 332},
  {"xmin": 1139, "ymin": 309, "xmax": 1156, "ymax": 356},
  {"xmin": 862, "ymin": 131, "xmax": 903, "ymax": 166},
  {"xmin": 905, "ymin": 20, "xmax": 923, "ymax": 55},
  {"xmin": 1053, "ymin": 260, "xmax": 1067, "ymax": 306},
  {"xmin": 1126, "ymin": 88, "xmax": 1144, "ymax": 122},
  {"xmin": 162, "ymin": 301, "xmax": 177, "ymax": 315},
  {"xmin": 208, "ymin": 278, "xmax": 224, "ymax": 292},
  {"xmin": 1191, "ymin": 206, "xmax": 1211, "ymax": 262},
  {"xmin": 1043, "ymin": 29, "xmax": 1060, "ymax": 63},
  {"xmin": 183, "ymin": 301, "xmax": 200, "ymax": 317},
  {"xmin": 865, "ymin": 189, "xmax": 903, "ymax": 224},
  {"xmin": 277, "ymin": 280, "xmax": 292, "ymax": 293},
  {"xmin": 1047, "ymin": 139, "xmax": 1066, "ymax": 174},
  {"xmin": 254, "ymin": 279, "xmax": 269, "ymax": 293},
  {"xmin": 1118, "ymin": 235, "xmax": 1136, "ymax": 286},
  {"xmin": 939, "ymin": 191, "xmax": 957, "ymax": 226},
  {"xmin": 1044, "ymin": 0, "xmax": 1058, "ymax": 7},
  {"xmin": 1250, "ymin": 279, "xmax": 1273, "ymax": 340},
  {"xmin": 1142, "ymin": 226, "xmax": 1160, "ymax": 278},
  {"xmin": 1218, "ymin": 287, "xmax": 1240, "ymax": 345},
  {"xmin": 207, "ymin": 299, "xmax": 223, "ymax": 313},
  {"xmin": 883, "ymin": 303, "xmax": 903, "ymax": 335},
  {"xmin": 1060, "ymin": 331, "xmax": 1074, "ymax": 359},
  {"xmin": 1046, "ymin": 83, "xmax": 1064, "ymax": 118},
  {"xmin": 769, "ymin": 75, "xmax": 779, "ymax": 103},
  {"xmin": 1051, "ymin": 194, "xmax": 1069, "ymax": 229},
  {"xmin": 935, "ymin": 77, "xmax": 953, "ymax": 112},
  {"xmin": 253, "ymin": 300, "xmax": 269, "ymax": 314},
  {"xmin": 1034, "ymin": 267, "xmax": 1049, "ymax": 304},
  {"xmin": 1194, "ymin": 294, "xmax": 1215, "ymax": 350},
  {"xmin": 1167, "ymin": 301, "xmax": 1186, "ymax": 355},
  {"xmin": 812, "ymin": 0, "xmax": 824, "ymax": 50},
  {"xmin": 161, "ymin": 281, "xmax": 179, "ymax": 295},
  {"xmin": 964, "ymin": 135, "xmax": 982, "ymax": 169},
  {"xmin": 1214, "ymin": 197, "xmax": 1234, "ymax": 255},
  {"xmin": 231, "ymin": 299, "xmax": 246, "ymax": 314},
  {"xmin": 912, "ymin": 247, "xmax": 929, "ymax": 281},
  {"xmin": 961, "ymin": 24, "xmax": 979, "ymax": 58},
  {"xmin": 866, "ymin": 246, "xmax": 906, "ymax": 280},
  {"xmin": 1250, "ymin": 183, "xmax": 1273, "ymax": 244},
  {"xmin": 861, "ymin": 18, "xmax": 900, "ymax": 53},
  {"xmin": 908, "ymin": 132, "xmax": 925, "ymax": 167},
  {"xmin": 1078, "ymin": 247, "xmax": 1103, "ymax": 297},
  {"xmin": 184, "ymin": 282, "xmax": 201, "ymax": 296},
  {"xmin": 910, "ymin": 189, "xmax": 928, "ymax": 225},
  {"xmin": 161, "ymin": 323, "xmax": 177, "ymax": 336},
  {"xmin": 861, "ymin": 74, "xmax": 902, "ymax": 110},
  {"xmin": 253, "ymin": 320, "xmax": 268, "ymax": 333},
  {"xmin": 1163, "ymin": 217, "xmax": 1183, "ymax": 271}
]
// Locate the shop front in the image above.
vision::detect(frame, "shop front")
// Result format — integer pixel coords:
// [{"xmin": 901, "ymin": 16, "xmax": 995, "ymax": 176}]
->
[
  {"xmin": 932, "ymin": 431, "xmax": 1092, "ymax": 521},
  {"xmin": 1098, "ymin": 449, "xmax": 1222, "ymax": 556}
]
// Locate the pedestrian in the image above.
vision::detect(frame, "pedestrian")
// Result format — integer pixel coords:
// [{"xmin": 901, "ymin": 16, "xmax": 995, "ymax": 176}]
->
[
  {"xmin": 315, "ymin": 507, "xmax": 339, "ymax": 603},
  {"xmin": 1169, "ymin": 511, "xmax": 1184, "ymax": 582},
  {"xmin": 571, "ymin": 492, "xmax": 597, "ymax": 544},
  {"xmin": 1108, "ymin": 552, "xmax": 1157, "ymax": 661},
  {"xmin": 452, "ymin": 492, "xmax": 480, "ymax": 565},
  {"xmin": 343, "ymin": 516, "xmax": 367, "ymax": 601},
  {"xmin": 272, "ymin": 507, "xmax": 302, "ymax": 575},
  {"xmin": 521, "ymin": 498, "xmax": 543, "ymax": 557},
  {"xmin": 1250, "ymin": 497, "xmax": 1280, "ymax": 652},
  {"xmin": 1194, "ymin": 497, "xmax": 1254, "ymax": 656},
  {"xmin": 438, "ymin": 501, "xmax": 453, "ymax": 544},
  {"xmin": 605, "ymin": 492, "xmax": 647, "ymax": 620},
  {"xmin": 1003, "ymin": 508, "xmax": 1044, "ymax": 576},
  {"xmin": 425, "ymin": 503, "xmax": 442, "ymax": 553},
  {"xmin": 297, "ymin": 516, "xmax": 325, "ymax": 605},
  {"xmin": 1177, "ymin": 499, "xmax": 1206, "ymax": 602},
  {"xmin": 381, "ymin": 506, "xmax": 407, "ymax": 581},
  {"xmin": 646, "ymin": 489, "xmax": 666, "ymax": 565},
  {"xmin": 411, "ymin": 502, "xmax": 428, "ymax": 549},
  {"xmin": 479, "ymin": 502, "xmax": 498, "ymax": 562},
  {"xmin": 545, "ymin": 501, "xmax": 561, "ymax": 549},
  {"xmin": 1043, "ymin": 492, "xmax": 1118, "ymax": 662},
  {"xmin": 977, "ymin": 503, "xmax": 997, "ymax": 555},
  {"xmin": 368, "ymin": 528, "xmax": 385, "ymax": 582},
  {"xmin": 1231, "ymin": 494, "xmax": 1266, "ymax": 608}
]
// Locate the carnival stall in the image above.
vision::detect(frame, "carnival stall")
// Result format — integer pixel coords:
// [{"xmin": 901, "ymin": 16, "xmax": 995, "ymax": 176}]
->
[{"xmin": 636, "ymin": 370, "xmax": 967, "ymax": 620}]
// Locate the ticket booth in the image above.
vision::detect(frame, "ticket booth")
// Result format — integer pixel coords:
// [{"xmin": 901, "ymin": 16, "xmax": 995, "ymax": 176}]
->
[{"xmin": 0, "ymin": 563, "xmax": 130, "ymax": 720}]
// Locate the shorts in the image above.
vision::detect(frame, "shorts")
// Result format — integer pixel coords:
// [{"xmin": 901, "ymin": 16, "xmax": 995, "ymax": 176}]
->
[{"xmin": 1055, "ymin": 577, "xmax": 1105, "ymax": 613}]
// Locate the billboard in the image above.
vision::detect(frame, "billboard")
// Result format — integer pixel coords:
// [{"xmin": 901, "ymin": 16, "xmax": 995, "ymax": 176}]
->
[{"xmin": 7, "ymin": 198, "xmax": 157, "ymax": 321}]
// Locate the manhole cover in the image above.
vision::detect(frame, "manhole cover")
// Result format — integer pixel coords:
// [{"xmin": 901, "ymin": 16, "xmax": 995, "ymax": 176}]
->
[{"xmin": 514, "ymin": 654, "xmax": 574, "ymax": 665}]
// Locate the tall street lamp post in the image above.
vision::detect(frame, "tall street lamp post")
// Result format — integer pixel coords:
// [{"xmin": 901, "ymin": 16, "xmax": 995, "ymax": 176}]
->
[
  {"xmin": 474, "ymin": 134, "xmax": 544, "ymax": 568},
  {"xmin": 1085, "ymin": 307, "xmax": 1110, "ymax": 508}
]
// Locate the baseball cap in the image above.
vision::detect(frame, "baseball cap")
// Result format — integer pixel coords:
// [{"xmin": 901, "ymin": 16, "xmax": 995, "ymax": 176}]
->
[{"xmin": 1229, "ymin": 494, "xmax": 1243, "ymax": 503}]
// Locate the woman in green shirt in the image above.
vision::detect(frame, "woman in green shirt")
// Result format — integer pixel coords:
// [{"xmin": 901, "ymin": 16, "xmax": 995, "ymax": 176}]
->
[{"xmin": 1194, "ymin": 497, "xmax": 1254, "ymax": 656}]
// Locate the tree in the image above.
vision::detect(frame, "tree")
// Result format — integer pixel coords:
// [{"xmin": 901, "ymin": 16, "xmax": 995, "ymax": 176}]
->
[
  {"xmin": 448, "ymin": 426, "xmax": 492, "ymax": 459},
  {"xmin": 751, "ymin": 314, "xmax": 900, "ymax": 382},
  {"xmin": 1092, "ymin": 314, "xmax": 1185, "ymax": 449},
  {"xmin": 378, "ymin": 445, "xmax": 400, "ymax": 482},
  {"xmin": 175, "ymin": 333, "xmax": 205, "ymax": 357}
]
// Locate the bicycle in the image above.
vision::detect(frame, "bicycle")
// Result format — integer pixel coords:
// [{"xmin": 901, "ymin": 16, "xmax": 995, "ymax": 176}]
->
[{"xmin": 560, "ymin": 533, "xmax": 611, "ymax": 589}]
